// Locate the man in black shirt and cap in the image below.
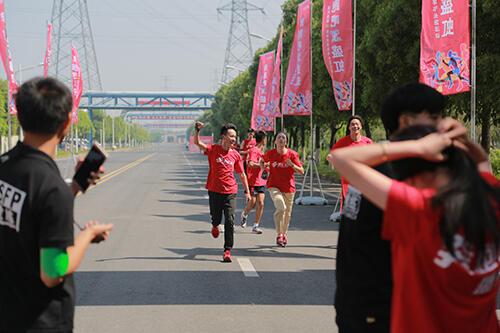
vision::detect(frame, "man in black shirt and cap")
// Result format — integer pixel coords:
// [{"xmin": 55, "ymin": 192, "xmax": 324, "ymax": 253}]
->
[
  {"xmin": 0, "ymin": 77, "xmax": 113, "ymax": 332},
  {"xmin": 330, "ymin": 83, "xmax": 466, "ymax": 333}
]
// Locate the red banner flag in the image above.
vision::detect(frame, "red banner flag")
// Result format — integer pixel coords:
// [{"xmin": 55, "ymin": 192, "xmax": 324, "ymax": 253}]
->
[
  {"xmin": 43, "ymin": 22, "xmax": 52, "ymax": 77},
  {"xmin": 266, "ymin": 28, "xmax": 283, "ymax": 118},
  {"xmin": 322, "ymin": 0, "xmax": 353, "ymax": 111},
  {"xmin": 71, "ymin": 46, "xmax": 83, "ymax": 124},
  {"xmin": 420, "ymin": 0, "xmax": 470, "ymax": 95},
  {"xmin": 0, "ymin": 0, "xmax": 17, "ymax": 115},
  {"xmin": 251, "ymin": 51, "xmax": 275, "ymax": 131},
  {"xmin": 282, "ymin": 0, "xmax": 312, "ymax": 116}
]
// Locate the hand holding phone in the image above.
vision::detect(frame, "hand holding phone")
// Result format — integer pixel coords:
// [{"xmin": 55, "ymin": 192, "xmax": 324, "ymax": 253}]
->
[{"xmin": 73, "ymin": 144, "xmax": 107, "ymax": 192}]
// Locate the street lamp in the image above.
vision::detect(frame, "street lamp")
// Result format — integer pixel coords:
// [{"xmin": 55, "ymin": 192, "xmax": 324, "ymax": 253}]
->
[{"xmin": 250, "ymin": 32, "xmax": 272, "ymax": 42}]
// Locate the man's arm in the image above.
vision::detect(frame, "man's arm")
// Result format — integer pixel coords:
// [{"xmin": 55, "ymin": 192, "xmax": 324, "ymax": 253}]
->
[
  {"xmin": 193, "ymin": 121, "xmax": 208, "ymax": 153},
  {"xmin": 238, "ymin": 172, "xmax": 252, "ymax": 202},
  {"xmin": 40, "ymin": 222, "xmax": 113, "ymax": 288}
]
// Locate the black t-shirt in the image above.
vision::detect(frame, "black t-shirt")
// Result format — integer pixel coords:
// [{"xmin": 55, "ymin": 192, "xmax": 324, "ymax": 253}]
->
[
  {"xmin": 0, "ymin": 142, "xmax": 75, "ymax": 332},
  {"xmin": 334, "ymin": 163, "xmax": 393, "ymax": 324}
]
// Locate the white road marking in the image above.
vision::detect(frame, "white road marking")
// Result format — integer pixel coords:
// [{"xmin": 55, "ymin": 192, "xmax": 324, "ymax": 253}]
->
[{"xmin": 237, "ymin": 258, "xmax": 259, "ymax": 277}]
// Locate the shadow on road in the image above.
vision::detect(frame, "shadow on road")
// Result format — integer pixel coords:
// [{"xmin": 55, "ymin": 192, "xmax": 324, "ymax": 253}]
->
[{"xmin": 75, "ymin": 269, "xmax": 336, "ymax": 306}]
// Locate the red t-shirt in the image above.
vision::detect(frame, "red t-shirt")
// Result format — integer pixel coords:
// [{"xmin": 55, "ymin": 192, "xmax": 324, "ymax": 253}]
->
[
  {"xmin": 241, "ymin": 138, "xmax": 256, "ymax": 159},
  {"xmin": 204, "ymin": 144, "xmax": 244, "ymax": 194},
  {"xmin": 382, "ymin": 175, "xmax": 499, "ymax": 333},
  {"xmin": 263, "ymin": 148, "xmax": 302, "ymax": 193},
  {"xmin": 246, "ymin": 146, "xmax": 266, "ymax": 187},
  {"xmin": 331, "ymin": 135, "xmax": 373, "ymax": 199}
]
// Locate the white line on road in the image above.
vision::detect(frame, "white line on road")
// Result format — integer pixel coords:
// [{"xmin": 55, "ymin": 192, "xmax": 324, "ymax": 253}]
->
[{"xmin": 237, "ymin": 258, "xmax": 259, "ymax": 277}]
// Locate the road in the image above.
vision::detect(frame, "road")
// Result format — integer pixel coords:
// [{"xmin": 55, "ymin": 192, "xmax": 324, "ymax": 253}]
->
[{"xmin": 68, "ymin": 143, "xmax": 340, "ymax": 332}]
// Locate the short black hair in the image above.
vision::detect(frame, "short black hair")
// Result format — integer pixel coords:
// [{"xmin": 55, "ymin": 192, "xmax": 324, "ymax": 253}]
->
[
  {"xmin": 254, "ymin": 130, "xmax": 266, "ymax": 143},
  {"xmin": 381, "ymin": 83, "xmax": 446, "ymax": 136},
  {"xmin": 220, "ymin": 123, "xmax": 237, "ymax": 136},
  {"xmin": 247, "ymin": 128, "xmax": 255, "ymax": 133},
  {"xmin": 15, "ymin": 77, "xmax": 73, "ymax": 135}
]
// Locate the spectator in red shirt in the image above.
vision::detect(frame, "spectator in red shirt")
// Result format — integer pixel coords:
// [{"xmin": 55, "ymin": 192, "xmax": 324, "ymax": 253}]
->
[
  {"xmin": 194, "ymin": 121, "xmax": 251, "ymax": 262},
  {"xmin": 261, "ymin": 132, "xmax": 304, "ymax": 247},
  {"xmin": 240, "ymin": 130, "xmax": 268, "ymax": 234},
  {"xmin": 330, "ymin": 124, "xmax": 499, "ymax": 333},
  {"xmin": 330, "ymin": 115, "xmax": 373, "ymax": 212}
]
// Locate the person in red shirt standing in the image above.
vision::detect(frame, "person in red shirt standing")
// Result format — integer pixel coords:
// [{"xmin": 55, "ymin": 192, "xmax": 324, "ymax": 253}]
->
[
  {"xmin": 330, "ymin": 115, "xmax": 373, "ymax": 213},
  {"xmin": 194, "ymin": 121, "xmax": 251, "ymax": 262},
  {"xmin": 330, "ymin": 124, "xmax": 499, "ymax": 333},
  {"xmin": 240, "ymin": 130, "xmax": 268, "ymax": 234},
  {"xmin": 240, "ymin": 128, "xmax": 256, "ymax": 173},
  {"xmin": 261, "ymin": 132, "xmax": 304, "ymax": 247}
]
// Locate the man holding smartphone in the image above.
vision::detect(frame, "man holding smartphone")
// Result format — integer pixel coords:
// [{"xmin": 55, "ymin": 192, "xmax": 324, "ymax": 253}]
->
[
  {"xmin": 193, "ymin": 121, "xmax": 251, "ymax": 262},
  {"xmin": 0, "ymin": 77, "xmax": 113, "ymax": 332}
]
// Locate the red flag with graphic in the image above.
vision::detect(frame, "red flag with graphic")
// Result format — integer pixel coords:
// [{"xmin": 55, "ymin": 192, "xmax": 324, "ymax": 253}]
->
[
  {"xmin": 420, "ymin": 0, "xmax": 470, "ymax": 95},
  {"xmin": 251, "ymin": 51, "xmax": 275, "ymax": 131},
  {"xmin": 43, "ymin": 22, "xmax": 52, "ymax": 77},
  {"xmin": 0, "ymin": 0, "xmax": 18, "ymax": 115},
  {"xmin": 71, "ymin": 46, "xmax": 83, "ymax": 124},
  {"xmin": 266, "ymin": 28, "xmax": 283, "ymax": 118},
  {"xmin": 282, "ymin": 0, "xmax": 312, "ymax": 116},
  {"xmin": 322, "ymin": 0, "xmax": 353, "ymax": 111}
]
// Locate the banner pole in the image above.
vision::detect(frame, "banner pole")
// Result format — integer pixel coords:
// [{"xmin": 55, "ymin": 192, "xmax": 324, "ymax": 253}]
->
[
  {"xmin": 280, "ymin": 24, "xmax": 284, "ymax": 132},
  {"xmin": 470, "ymin": 0, "xmax": 476, "ymax": 142},
  {"xmin": 309, "ymin": 0, "xmax": 313, "ymax": 197},
  {"xmin": 352, "ymin": 0, "xmax": 356, "ymax": 116}
]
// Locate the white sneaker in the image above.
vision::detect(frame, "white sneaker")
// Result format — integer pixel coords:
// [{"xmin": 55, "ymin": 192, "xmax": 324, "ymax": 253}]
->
[
  {"xmin": 252, "ymin": 226, "xmax": 263, "ymax": 234},
  {"xmin": 240, "ymin": 212, "xmax": 248, "ymax": 228}
]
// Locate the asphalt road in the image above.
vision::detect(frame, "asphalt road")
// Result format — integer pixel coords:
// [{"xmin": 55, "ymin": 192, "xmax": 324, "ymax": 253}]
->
[{"xmin": 69, "ymin": 143, "xmax": 340, "ymax": 332}]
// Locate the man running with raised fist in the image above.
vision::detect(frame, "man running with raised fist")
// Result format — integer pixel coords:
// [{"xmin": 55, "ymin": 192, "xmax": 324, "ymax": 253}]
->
[{"xmin": 193, "ymin": 121, "xmax": 251, "ymax": 262}]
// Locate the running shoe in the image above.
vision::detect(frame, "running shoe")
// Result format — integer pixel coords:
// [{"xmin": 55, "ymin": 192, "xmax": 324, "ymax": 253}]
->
[
  {"xmin": 282, "ymin": 234, "xmax": 288, "ymax": 246},
  {"xmin": 276, "ymin": 234, "xmax": 284, "ymax": 246},
  {"xmin": 222, "ymin": 249, "xmax": 232, "ymax": 262},
  {"xmin": 252, "ymin": 226, "xmax": 263, "ymax": 234},
  {"xmin": 240, "ymin": 212, "xmax": 248, "ymax": 228},
  {"xmin": 211, "ymin": 225, "xmax": 220, "ymax": 238}
]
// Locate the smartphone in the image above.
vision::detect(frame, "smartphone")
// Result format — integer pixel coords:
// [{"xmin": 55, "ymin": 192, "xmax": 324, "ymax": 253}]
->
[{"xmin": 73, "ymin": 144, "xmax": 107, "ymax": 192}]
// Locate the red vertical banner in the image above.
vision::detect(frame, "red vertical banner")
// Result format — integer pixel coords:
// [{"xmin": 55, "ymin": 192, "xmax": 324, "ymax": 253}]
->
[
  {"xmin": 251, "ymin": 51, "xmax": 275, "ymax": 131},
  {"xmin": 420, "ymin": 0, "xmax": 470, "ymax": 95},
  {"xmin": 0, "ymin": 0, "xmax": 18, "ymax": 115},
  {"xmin": 266, "ymin": 28, "xmax": 283, "ymax": 118},
  {"xmin": 71, "ymin": 46, "xmax": 83, "ymax": 124},
  {"xmin": 43, "ymin": 22, "xmax": 52, "ymax": 77},
  {"xmin": 322, "ymin": 0, "xmax": 353, "ymax": 111},
  {"xmin": 282, "ymin": 0, "xmax": 312, "ymax": 116}
]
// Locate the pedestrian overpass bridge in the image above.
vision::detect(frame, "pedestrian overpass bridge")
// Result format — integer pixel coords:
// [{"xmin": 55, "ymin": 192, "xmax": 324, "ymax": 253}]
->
[{"xmin": 80, "ymin": 91, "xmax": 215, "ymax": 143}]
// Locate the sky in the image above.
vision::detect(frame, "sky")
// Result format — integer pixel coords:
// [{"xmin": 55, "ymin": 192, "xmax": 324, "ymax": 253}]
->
[{"xmin": 3, "ymin": 0, "xmax": 285, "ymax": 92}]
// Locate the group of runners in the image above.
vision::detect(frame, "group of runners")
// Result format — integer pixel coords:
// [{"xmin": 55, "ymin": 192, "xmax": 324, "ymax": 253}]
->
[
  {"xmin": 193, "ymin": 122, "xmax": 304, "ymax": 262},
  {"xmin": 194, "ymin": 82, "xmax": 499, "ymax": 333}
]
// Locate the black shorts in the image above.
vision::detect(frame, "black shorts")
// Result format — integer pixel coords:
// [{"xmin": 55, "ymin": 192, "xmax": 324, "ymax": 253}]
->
[{"xmin": 252, "ymin": 186, "xmax": 266, "ymax": 196}]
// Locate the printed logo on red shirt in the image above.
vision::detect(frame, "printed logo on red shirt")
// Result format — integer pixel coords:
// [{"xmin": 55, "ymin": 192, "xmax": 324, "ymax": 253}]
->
[
  {"xmin": 433, "ymin": 234, "xmax": 498, "ymax": 294},
  {"xmin": 215, "ymin": 157, "xmax": 235, "ymax": 166}
]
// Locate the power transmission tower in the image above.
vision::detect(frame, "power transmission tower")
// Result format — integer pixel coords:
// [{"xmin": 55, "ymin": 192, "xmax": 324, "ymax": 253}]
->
[
  {"xmin": 218, "ymin": 0, "xmax": 264, "ymax": 84},
  {"xmin": 50, "ymin": 0, "xmax": 102, "ymax": 90}
]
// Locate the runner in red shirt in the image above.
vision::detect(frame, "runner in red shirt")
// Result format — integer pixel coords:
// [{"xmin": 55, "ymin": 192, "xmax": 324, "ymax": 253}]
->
[
  {"xmin": 330, "ymin": 115, "xmax": 373, "ymax": 213},
  {"xmin": 330, "ymin": 124, "xmax": 499, "ymax": 333},
  {"xmin": 240, "ymin": 130, "xmax": 268, "ymax": 234},
  {"xmin": 194, "ymin": 121, "xmax": 251, "ymax": 262},
  {"xmin": 262, "ymin": 132, "xmax": 304, "ymax": 247},
  {"xmin": 240, "ymin": 128, "xmax": 256, "ymax": 173}
]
